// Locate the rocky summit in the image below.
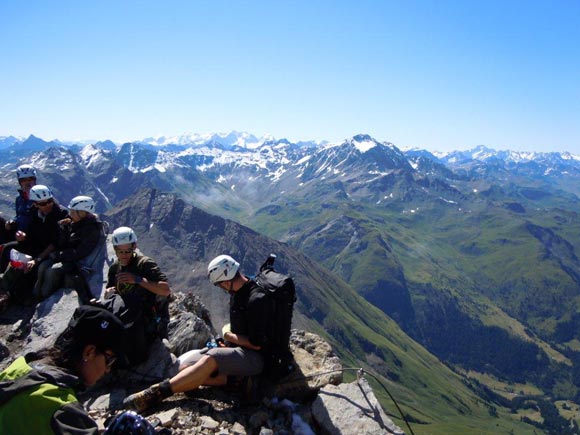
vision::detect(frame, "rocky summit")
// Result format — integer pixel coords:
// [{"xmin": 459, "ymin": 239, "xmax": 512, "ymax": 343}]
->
[{"xmin": 0, "ymin": 289, "xmax": 404, "ymax": 434}]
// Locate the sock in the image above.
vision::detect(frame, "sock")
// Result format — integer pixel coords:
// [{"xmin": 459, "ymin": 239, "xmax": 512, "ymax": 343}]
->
[{"xmin": 159, "ymin": 379, "xmax": 173, "ymax": 398}]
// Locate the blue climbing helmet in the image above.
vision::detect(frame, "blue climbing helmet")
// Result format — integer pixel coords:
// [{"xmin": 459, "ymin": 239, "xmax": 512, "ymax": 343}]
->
[{"xmin": 104, "ymin": 411, "xmax": 157, "ymax": 435}]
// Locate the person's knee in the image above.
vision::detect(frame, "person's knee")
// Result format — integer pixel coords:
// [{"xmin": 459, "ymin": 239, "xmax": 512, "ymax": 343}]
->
[{"xmin": 200, "ymin": 354, "xmax": 218, "ymax": 372}]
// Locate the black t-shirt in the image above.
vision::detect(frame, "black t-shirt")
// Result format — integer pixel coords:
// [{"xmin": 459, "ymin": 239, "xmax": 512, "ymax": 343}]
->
[{"xmin": 230, "ymin": 279, "xmax": 275, "ymax": 350}]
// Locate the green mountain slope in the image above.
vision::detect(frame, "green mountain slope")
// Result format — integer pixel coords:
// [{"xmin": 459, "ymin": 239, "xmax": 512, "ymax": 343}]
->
[
  {"xmin": 244, "ymin": 181, "xmax": 580, "ymax": 427},
  {"xmin": 104, "ymin": 189, "xmax": 538, "ymax": 434}
]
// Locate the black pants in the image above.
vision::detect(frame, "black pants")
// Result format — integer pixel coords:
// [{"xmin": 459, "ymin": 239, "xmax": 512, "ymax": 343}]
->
[
  {"xmin": 126, "ymin": 319, "xmax": 153, "ymax": 366},
  {"xmin": 1, "ymin": 265, "xmax": 37, "ymax": 304}
]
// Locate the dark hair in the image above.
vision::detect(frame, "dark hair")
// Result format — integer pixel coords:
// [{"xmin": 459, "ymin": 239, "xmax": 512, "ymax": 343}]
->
[
  {"xmin": 31, "ymin": 305, "xmax": 125, "ymax": 372},
  {"xmin": 32, "ymin": 326, "xmax": 86, "ymax": 371}
]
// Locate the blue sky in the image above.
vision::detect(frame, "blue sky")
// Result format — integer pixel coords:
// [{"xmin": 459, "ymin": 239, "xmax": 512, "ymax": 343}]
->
[{"xmin": 1, "ymin": 1, "xmax": 579, "ymax": 153}]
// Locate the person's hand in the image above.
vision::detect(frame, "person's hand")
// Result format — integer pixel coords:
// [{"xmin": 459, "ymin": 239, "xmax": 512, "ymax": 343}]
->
[
  {"xmin": 104, "ymin": 287, "xmax": 116, "ymax": 298},
  {"xmin": 116, "ymin": 272, "xmax": 142, "ymax": 285},
  {"xmin": 15, "ymin": 231, "xmax": 26, "ymax": 242},
  {"xmin": 23, "ymin": 259, "xmax": 36, "ymax": 273},
  {"xmin": 58, "ymin": 218, "xmax": 72, "ymax": 226},
  {"xmin": 5, "ymin": 220, "xmax": 15, "ymax": 231}
]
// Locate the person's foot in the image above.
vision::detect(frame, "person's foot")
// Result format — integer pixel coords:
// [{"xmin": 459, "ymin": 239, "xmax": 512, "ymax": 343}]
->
[
  {"xmin": 122, "ymin": 380, "xmax": 172, "ymax": 412},
  {"xmin": 123, "ymin": 384, "xmax": 162, "ymax": 412}
]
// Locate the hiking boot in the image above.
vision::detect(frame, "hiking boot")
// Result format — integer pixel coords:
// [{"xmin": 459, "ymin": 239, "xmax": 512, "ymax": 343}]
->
[{"xmin": 122, "ymin": 380, "xmax": 172, "ymax": 412}]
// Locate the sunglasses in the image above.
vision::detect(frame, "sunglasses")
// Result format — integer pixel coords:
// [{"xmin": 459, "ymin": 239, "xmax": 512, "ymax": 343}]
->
[
  {"xmin": 102, "ymin": 352, "xmax": 117, "ymax": 368},
  {"xmin": 114, "ymin": 248, "xmax": 134, "ymax": 255},
  {"xmin": 35, "ymin": 199, "xmax": 53, "ymax": 207}
]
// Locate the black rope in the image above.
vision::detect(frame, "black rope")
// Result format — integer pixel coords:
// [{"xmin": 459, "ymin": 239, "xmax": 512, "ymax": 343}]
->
[
  {"xmin": 357, "ymin": 369, "xmax": 416, "ymax": 435},
  {"xmin": 277, "ymin": 366, "xmax": 415, "ymax": 435}
]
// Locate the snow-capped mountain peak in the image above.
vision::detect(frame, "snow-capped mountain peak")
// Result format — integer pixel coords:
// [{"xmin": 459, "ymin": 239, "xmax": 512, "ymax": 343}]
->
[
  {"xmin": 140, "ymin": 131, "xmax": 263, "ymax": 149},
  {"xmin": 350, "ymin": 134, "xmax": 379, "ymax": 153}
]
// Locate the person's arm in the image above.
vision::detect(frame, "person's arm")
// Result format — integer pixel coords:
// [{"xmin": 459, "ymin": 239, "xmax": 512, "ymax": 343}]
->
[
  {"xmin": 54, "ymin": 222, "xmax": 100, "ymax": 263},
  {"xmin": 223, "ymin": 331, "xmax": 262, "ymax": 350},
  {"xmin": 139, "ymin": 276, "xmax": 170, "ymax": 296},
  {"xmin": 115, "ymin": 272, "xmax": 170, "ymax": 296},
  {"xmin": 115, "ymin": 257, "xmax": 171, "ymax": 297},
  {"xmin": 35, "ymin": 244, "xmax": 56, "ymax": 262}
]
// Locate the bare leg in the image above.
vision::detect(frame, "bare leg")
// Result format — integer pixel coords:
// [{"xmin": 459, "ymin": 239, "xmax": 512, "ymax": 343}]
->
[
  {"xmin": 123, "ymin": 355, "xmax": 228, "ymax": 412},
  {"xmin": 170, "ymin": 355, "xmax": 226, "ymax": 393},
  {"xmin": 201, "ymin": 373, "xmax": 228, "ymax": 387}
]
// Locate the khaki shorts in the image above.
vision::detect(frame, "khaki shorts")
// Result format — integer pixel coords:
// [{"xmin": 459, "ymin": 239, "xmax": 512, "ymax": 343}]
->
[{"xmin": 178, "ymin": 346, "xmax": 264, "ymax": 377}]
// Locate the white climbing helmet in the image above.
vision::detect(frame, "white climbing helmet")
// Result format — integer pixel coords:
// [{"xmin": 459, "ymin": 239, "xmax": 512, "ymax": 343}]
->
[
  {"xmin": 208, "ymin": 255, "xmax": 240, "ymax": 285},
  {"xmin": 68, "ymin": 195, "xmax": 95, "ymax": 213},
  {"xmin": 29, "ymin": 185, "xmax": 54, "ymax": 202},
  {"xmin": 112, "ymin": 226, "xmax": 138, "ymax": 246},
  {"xmin": 16, "ymin": 164, "xmax": 37, "ymax": 180}
]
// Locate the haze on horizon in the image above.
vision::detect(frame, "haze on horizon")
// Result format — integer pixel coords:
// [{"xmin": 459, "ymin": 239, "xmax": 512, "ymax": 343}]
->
[{"xmin": 1, "ymin": 1, "xmax": 578, "ymax": 154}]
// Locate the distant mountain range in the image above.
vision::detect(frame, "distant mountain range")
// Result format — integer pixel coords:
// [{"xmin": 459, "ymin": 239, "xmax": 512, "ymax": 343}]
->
[{"xmin": 1, "ymin": 132, "xmax": 580, "ymax": 433}]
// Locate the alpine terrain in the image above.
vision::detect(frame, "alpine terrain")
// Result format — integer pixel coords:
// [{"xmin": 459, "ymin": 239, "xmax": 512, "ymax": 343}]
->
[{"xmin": 1, "ymin": 132, "xmax": 580, "ymax": 434}]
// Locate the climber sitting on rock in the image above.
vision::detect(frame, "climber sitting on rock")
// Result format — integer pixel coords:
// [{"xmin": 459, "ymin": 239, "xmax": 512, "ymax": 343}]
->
[
  {"xmin": 0, "ymin": 164, "xmax": 38, "ymax": 272},
  {"xmin": 0, "ymin": 185, "xmax": 68, "ymax": 309},
  {"xmin": 123, "ymin": 254, "xmax": 275, "ymax": 412},
  {"xmin": 33, "ymin": 195, "xmax": 107, "ymax": 303},
  {"xmin": 103, "ymin": 226, "xmax": 171, "ymax": 366}
]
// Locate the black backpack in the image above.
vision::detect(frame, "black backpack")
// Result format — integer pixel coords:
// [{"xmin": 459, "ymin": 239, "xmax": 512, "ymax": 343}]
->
[{"xmin": 254, "ymin": 254, "xmax": 297, "ymax": 381}]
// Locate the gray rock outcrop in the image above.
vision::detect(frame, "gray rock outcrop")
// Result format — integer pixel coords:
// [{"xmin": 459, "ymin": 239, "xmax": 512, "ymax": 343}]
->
[
  {"xmin": 312, "ymin": 377, "xmax": 404, "ymax": 434},
  {"xmin": 266, "ymin": 330, "xmax": 343, "ymax": 400},
  {"xmin": 0, "ymin": 289, "xmax": 406, "ymax": 434},
  {"xmin": 167, "ymin": 293, "xmax": 213, "ymax": 355},
  {"xmin": 23, "ymin": 288, "xmax": 80, "ymax": 354}
]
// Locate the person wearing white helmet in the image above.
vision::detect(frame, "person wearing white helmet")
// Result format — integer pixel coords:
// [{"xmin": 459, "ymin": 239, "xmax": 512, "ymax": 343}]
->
[
  {"xmin": 0, "ymin": 185, "xmax": 68, "ymax": 311},
  {"xmin": 123, "ymin": 254, "xmax": 274, "ymax": 413},
  {"xmin": 0, "ymin": 164, "xmax": 39, "ymax": 273},
  {"xmin": 18, "ymin": 185, "xmax": 68, "ymax": 267},
  {"xmin": 5, "ymin": 164, "xmax": 37, "ymax": 234},
  {"xmin": 104, "ymin": 226, "xmax": 171, "ymax": 365},
  {"xmin": 207, "ymin": 254, "xmax": 240, "ymax": 286},
  {"xmin": 34, "ymin": 195, "xmax": 107, "ymax": 303}
]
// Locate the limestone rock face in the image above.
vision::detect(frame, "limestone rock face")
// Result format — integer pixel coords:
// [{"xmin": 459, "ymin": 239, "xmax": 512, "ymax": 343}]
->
[{"xmin": 312, "ymin": 377, "xmax": 405, "ymax": 435}]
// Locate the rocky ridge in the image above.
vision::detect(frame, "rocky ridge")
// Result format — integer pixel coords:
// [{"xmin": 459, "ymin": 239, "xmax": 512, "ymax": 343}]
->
[{"xmin": 0, "ymin": 288, "xmax": 404, "ymax": 434}]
